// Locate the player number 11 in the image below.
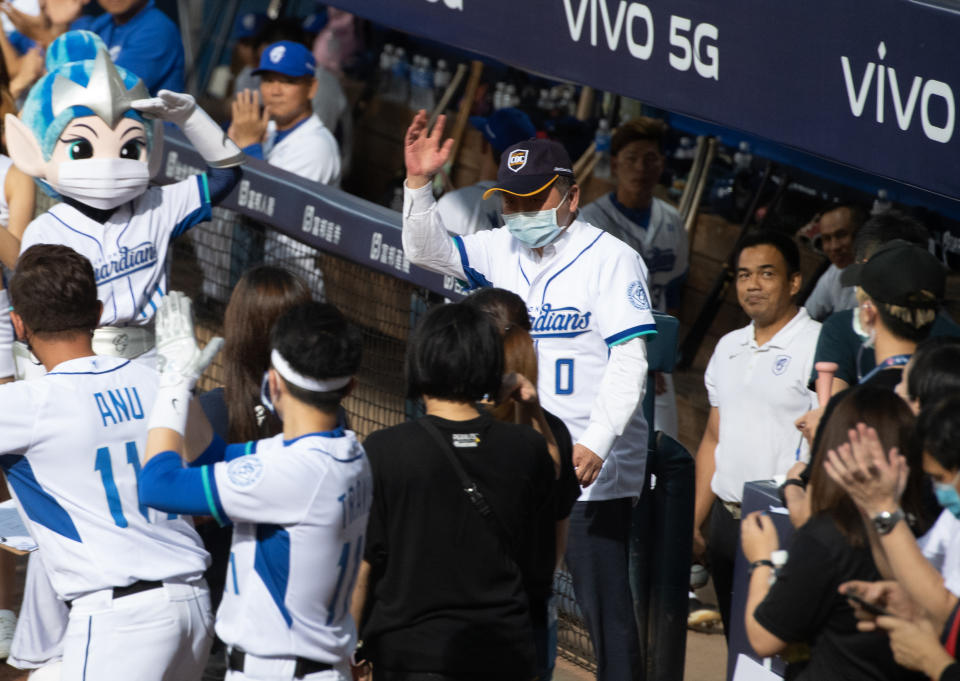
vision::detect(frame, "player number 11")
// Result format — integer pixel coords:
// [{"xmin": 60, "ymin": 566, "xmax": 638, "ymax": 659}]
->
[{"xmin": 94, "ymin": 441, "xmax": 152, "ymax": 528}]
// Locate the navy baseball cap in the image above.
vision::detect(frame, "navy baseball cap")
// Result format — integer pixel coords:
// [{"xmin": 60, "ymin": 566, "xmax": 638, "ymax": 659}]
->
[
  {"xmin": 841, "ymin": 239, "xmax": 945, "ymax": 307},
  {"xmin": 469, "ymin": 108, "xmax": 537, "ymax": 156},
  {"xmin": 482, "ymin": 138, "xmax": 575, "ymax": 200},
  {"xmin": 302, "ymin": 11, "xmax": 329, "ymax": 35},
  {"xmin": 233, "ymin": 12, "xmax": 267, "ymax": 40},
  {"xmin": 253, "ymin": 41, "xmax": 317, "ymax": 78}
]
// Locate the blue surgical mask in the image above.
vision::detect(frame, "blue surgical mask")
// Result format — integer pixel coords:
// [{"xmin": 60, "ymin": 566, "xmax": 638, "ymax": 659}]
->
[
  {"xmin": 503, "ymin": 192, "xmax": 569, "ymax": 248},
  {"xmin": 934, "ymin": 473, "xmax": 960, "ymax": 519}
]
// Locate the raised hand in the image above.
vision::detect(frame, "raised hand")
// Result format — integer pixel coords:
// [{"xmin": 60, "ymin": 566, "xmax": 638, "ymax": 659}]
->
[
  {"xmin": 155, "ymin": 291, "xmax": 223, "ymax": 391},
  {"xmin": 823, "ymin": 423, "xmax": 907, "ymax": 516},
  {"xmin": 132, "ymin": 89, "xmax": 197, "ymax": 127},
  {"xmin": 227, "ymin": 89, "xmax": 270, "ymax": 149},
  {"xmin": 404, "ymin": 110, "xmax": 453, "ymax": 188}
]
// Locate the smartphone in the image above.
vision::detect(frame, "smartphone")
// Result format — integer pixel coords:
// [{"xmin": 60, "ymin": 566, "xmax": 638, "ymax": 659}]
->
[{"xmin": 845, "ymin": 592, "xmax": 891, "ymax": 617}]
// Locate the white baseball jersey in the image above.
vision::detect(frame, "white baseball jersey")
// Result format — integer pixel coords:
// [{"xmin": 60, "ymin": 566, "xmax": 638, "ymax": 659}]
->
[
  {"xmin": 579, "ymin": 193, "xmax": 688, "ymax": 313},
  {"xmin": 454, "ymin": 220, "xmax": 656, "ymax": 500},
  {"xmin": 436, "ymin": 181, "xmax": 499, "ymax": 236},
  {"xmin": 263, "ymin": 114, "xmax": 341, "ymax": 185},
  {"xmin": 0, "ymin": 154, "xmax": 13, "ymax": 228},
  {"xmin": 0, "ymin": 355, "xmax": 208, "ymax": 600},
  {"xmin": 19, "ymin": 175, "xmax": 212, "ymax": 327},
  {"xmin": 209, "ymin": 430, "xmax": 371, "ymax": 663}
]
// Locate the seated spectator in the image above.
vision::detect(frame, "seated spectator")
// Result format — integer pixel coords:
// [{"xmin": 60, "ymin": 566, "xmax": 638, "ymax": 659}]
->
[
  {"xmin": 839, "ymin": 238, "xmax": 945, "ymax": 390},
  {"xmin": 436, "ymin": 108, "xmax": 536, "ymax": 235},
  {"xmin": 352, "ymin": 302, "xmax": 556, "ymax": 680},
  {"xmin": 227, "ymin": 11, "xmax": 267, "ymax": 97},
  {"xmin": 803, "ymin": 204, "xmax": 867, "ymax": 321},
  {"xmin": 741, "ymin": 386, "xmax": 929, "ymax": 680}
]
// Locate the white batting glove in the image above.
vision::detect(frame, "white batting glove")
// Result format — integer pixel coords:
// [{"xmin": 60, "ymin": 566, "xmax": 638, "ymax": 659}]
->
[
  {"xmin": 156, "ymin": 291, "xmax": 223, "ymax": 390},
  {"xmin": 149, "ymin": 292, "xmax": 222, "ymax": 435},
  {"xmin": 134, "ymin": 90, "xmax": 244, "ymax": 168},
  {"xmin": 131, "ymin": 90, "xmax": 196, "ymax": 126}
]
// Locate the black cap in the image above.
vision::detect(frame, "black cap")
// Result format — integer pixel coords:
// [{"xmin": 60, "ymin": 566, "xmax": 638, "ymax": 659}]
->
[
  {"xmin": 482, "ymin": 138, "xmax": 574, "ymax": 200},
  {"xmin": 841, "ymin": 239, "xmax": 945, "ymax": 307}
]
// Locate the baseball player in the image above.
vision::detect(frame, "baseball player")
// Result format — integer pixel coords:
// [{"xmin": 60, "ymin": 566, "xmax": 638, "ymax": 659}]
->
[
  {"xmin": 580, "ymin": 117, "xmax": 687, "ymax": 438},
  {"xmin": 402, "ymin": 112, "xmax": 654, "ymax": 679},
  {"xmin": 6, "ymin": 30, "xmax": 243, "ymax": 373},
  {"xmin": 138, "ymin": 293, "xmax": 370, "ymax": 681},
  {"xmin": 0, "ymin": 244, "xmax": 212, "ymax": 681}
]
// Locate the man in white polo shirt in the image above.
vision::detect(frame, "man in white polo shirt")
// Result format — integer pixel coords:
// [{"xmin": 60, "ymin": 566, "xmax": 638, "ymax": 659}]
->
[{"xmin": 692, "ymin": 230, "xmax": 820, "ymax": 638}]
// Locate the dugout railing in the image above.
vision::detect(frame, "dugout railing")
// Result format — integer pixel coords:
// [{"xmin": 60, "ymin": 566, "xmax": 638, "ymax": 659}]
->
[{"xmin": 151, "ymin": 130, "xmax": 600, "ymax": 669}]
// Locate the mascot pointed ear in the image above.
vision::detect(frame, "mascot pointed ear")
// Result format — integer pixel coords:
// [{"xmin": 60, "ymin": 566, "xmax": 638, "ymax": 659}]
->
[
  {"xmin": 148, "ymin": 118, "xmax": 164, "ymax": 179},
  {"xmin": 5, "ymin": 114, "xmax": 47, "ymax": 178}
]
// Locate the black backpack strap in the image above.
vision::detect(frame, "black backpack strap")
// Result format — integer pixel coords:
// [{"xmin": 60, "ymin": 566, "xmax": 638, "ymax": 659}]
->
[{"xmin": 418, "ymin": 417, "xmax": 518, "ymax": 563}]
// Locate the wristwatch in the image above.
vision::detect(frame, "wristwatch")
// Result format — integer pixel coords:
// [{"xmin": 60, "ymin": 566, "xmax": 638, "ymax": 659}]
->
[{"xmin": 872, "ymin": 508, "xmax": 904, "ymax": 535}]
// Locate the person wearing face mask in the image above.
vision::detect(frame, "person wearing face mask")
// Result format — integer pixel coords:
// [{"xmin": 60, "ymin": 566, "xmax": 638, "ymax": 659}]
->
[
  {"xmin": 839, "ymin": 239, "xmax": 945, "ymax": 391},
  {"xmin": 6, "ymin": 30, "xmax": 242, "ymax": 377},
  {"xmin": 401, "ymin": 109, "xmax": 655, "ymax": 681},
  {"xmin": 808, "ymin": 211, "xmax": 960, "ymax": 396}
]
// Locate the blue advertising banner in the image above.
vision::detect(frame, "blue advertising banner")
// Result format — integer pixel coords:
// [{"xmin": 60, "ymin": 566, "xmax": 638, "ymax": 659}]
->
[
  {"xmin": 330, "ymin": 0, "xmax": 960, "ymax": 206},
  {"xmin": 158, "ymin": 130, "xmax": 466, "ymax": 300}
]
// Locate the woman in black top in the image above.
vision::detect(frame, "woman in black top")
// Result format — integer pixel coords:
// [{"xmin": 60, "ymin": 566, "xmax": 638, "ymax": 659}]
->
[
  {"xmin": 741, "ymin": 386, "xmax": 928, "ymax": 681},
  {"xmin": 354, "ymin": 302, "xmax": 556, "ymax": 681}
]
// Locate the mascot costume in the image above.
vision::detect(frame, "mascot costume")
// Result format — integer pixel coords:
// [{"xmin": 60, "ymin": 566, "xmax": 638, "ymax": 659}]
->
[
  {"xmin": 1, "ymin": 31, "xmax": 244, "ymax": 681},
  {"xmin": 4, "ymin": 30, "xmax": 242, "ymax": 377}
]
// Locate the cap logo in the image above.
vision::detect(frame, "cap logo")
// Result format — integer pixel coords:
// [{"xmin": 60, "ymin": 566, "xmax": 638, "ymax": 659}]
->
[
  {"xmin": 243, "ymin": 14, "xmax": 255, "ymax": 29},
  {"xmin": 508, "ymin": 149, "xmax": 529, "ymax": 172},
  {"xmin": 269, "ymin": 45, "xmax": 286, "ymax": 63}
]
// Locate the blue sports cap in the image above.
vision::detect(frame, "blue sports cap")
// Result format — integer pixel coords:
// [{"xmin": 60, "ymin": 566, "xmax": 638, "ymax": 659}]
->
[
  {"xmin": 302, "ymin": 11, "xmax": 328, "ymax": 34},
  {"xmin": 233, "ymin": 12, "xmax": 267, "ymax": 40},
  {"xmin": 253, "ymin": 41, "xmax": 316, "ymax": 78},
  {"xmin": 469, "ymin": 108, "xmax": 537, "ymax": 155}
]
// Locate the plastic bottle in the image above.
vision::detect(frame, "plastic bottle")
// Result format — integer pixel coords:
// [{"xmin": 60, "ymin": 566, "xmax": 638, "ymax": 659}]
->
[
  {"xmin": 492, "ymin": 82, "xmax": 506, "ymax": 111},
  {"xmin": 409, "ymin": 56, "xmax": 435, "ymax": 111},
  {"xmin": 733, "ymin": 141, "xmax": 753, "ymax": 174},
  {"xmin": 594, "ymin": 119, "xmax": 612, "ymax": 180},
  {"xmin": 433, "ymin": 59, "xmax": 451, "ymax": 99},
  {"xmin": 377, "ymin": 44, "xmax": 395, "ymax": 94},
  {"xmin": 384, "ymin": 47, "xmax": 409, "ymax": 104},
  {"xmin": 872, "ymin": 189, "xmax": 892, "ymax": 215}
]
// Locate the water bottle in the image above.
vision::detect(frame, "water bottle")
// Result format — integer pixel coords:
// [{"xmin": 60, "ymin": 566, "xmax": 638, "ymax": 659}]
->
[
  {"xmin": 505, "ymin": 83, "xmax": 518, "ymax": 109},
  {"xmin": 409, "ymin": 56, "xmax": 436, "ymax": 111},
  {"xmin": 384, "ymin": 47, "xmax": 409, "ymax": 104},
  {"xmin": 433, "ymin": 59, "xmax": 451, "ymax": 99},
  {"xmin": 492, "ymin": 82, "xmax": 506, "ymax": 111},
  {"xmin": 377, "ymin": 44, "xmax": 395, "ymax": 95},
  {"xmin": 733, "ymin": 141, "xmax": 753, "ymax": 174},
  {"xmin": 871, "ymin": 189, "xmax": 892, "ymax": 215},
  {"xmin": 594, "ymin": 119, "xmax": 612, "ymax": 180}
]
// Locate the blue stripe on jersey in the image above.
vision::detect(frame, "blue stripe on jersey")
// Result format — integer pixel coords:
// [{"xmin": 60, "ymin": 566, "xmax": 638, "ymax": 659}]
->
[
  {"xmin": 170, "ymin": 176, "xmax": 214, "ymax": 239},
  {"xmin": 451, "ymin": 235, "xmax": 492, "ymax": 290},
  {"xmin": 605, "ymin": 323, "xmax": 658, "ymax": 347},
  {"xmin": 540, "ymin": 232, "xmax": 605, "ymax": 305},
  {"xmin": 0, "ymin": 455, "xmax": 81, "ymax": 542},
  {"xmin": 48, "ymin": 359, "xmax": 131, "ymax": 376},
  {"xmin": 254, "ymin": 524, "xmax": 292, "ymax": 627},
  {"xmin": 82, "ymin": 616, "xmax": 92, "ymax": 680},
  {"xmin": 190, "ymin": 433, "xmax": 228, "ymax": 467},
  {"xmin": 49, "ymin": 211, "xmax": 105, "ymax": 257},
  {"xmin": 283, "ymin": 426, "xmax": 345, "ymax": 446}
]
